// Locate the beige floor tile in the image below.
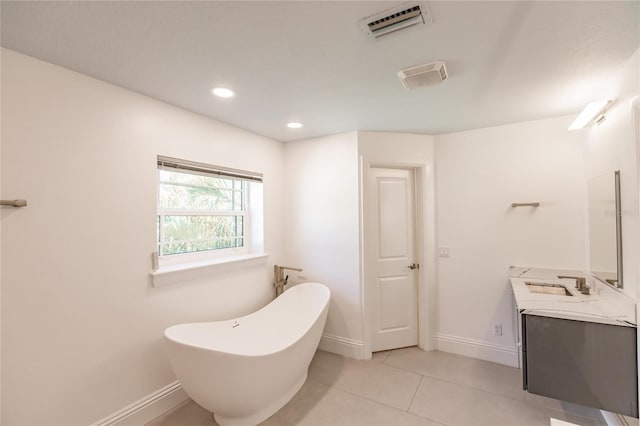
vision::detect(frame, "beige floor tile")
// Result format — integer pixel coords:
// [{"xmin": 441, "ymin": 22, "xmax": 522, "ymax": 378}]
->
[
  {"xmin": 621, "ymin": 415, "xmax": 640, "ymax": 426},
  {"xmin": 372, "ymin": 350, "xmax": 391, "ymax": 363},
  {"xmin": 262, "ymin": 378, "xmax": 442, "ymax": 426},
  {"xmin": 145, "ymin": 349, "xmax": 607, "ymax": 426},
  {"xmin": 386, "ymin": 347, "xmax": 525, "ymax": 400},
  {"xmin": 145, "ymin": 400, "xmax": 214, "ymax": 426},
  {"xmin": 409, "ymin": 376, "xmax": 597, "ymax": 426},
  {"xmin": 309, "ymin": 350, "xmax": 422, "ymax": 410},
  {"xmin": 525, "ymin": 393, "xmax": 607, "ymax": 425}
]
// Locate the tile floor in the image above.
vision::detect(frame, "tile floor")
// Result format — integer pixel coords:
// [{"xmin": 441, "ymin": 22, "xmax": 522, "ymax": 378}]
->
[{"xmin": 146, "ymin": 347, "xmax": 609, "ymax": 426}]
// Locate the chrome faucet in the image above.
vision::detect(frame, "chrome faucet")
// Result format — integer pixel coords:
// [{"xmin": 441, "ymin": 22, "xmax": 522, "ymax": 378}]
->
[
  {"xmin": 557, "ymin": 275, "xmax": 589, "ymax": 295},
  {"xmin": 274, "ymin": 265, "xmax": 303, "ymax": 297}
]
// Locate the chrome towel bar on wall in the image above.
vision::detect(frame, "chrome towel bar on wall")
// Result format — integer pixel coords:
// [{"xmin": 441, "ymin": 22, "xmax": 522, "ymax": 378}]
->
[
  {"xmin": 0, "ymin": 199, "xmax": 27, "ymax": 207},
  {"xmin": 511, "ymin": 202, "xmax": 540, "ymax": 208}
]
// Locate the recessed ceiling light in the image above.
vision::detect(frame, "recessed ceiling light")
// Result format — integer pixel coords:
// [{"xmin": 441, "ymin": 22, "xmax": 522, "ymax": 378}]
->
[
  {"xmin": 210, "ymin": 87, "xmax": 236, "ymax": 98},
  {"xmin": 287, "ymin": 122, "xmax": 303, "ymax": 129}
]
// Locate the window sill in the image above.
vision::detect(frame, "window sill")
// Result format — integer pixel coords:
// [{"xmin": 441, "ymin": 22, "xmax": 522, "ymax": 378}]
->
[{"xmin": 150, "ymin": 253, "xmax": 270, "ymax": 288}]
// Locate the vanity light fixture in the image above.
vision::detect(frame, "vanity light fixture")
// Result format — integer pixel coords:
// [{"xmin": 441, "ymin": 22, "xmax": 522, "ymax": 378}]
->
[
  {"xmin": 287, "ymin": 122, "xmax": 303, "ymax": 129},
  {"xmin": 568, "ymin": 100, "xmax": 612, "ymax": 130},
  {"xmin": 210, "ymin": 87, "xmax": 236, "ymax": 98}
]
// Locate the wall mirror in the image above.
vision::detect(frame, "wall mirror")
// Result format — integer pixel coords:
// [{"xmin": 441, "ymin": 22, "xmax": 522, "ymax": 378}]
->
[{"xmin": 588, "ymin": 170, "xmax": 622, "ymax": 288}]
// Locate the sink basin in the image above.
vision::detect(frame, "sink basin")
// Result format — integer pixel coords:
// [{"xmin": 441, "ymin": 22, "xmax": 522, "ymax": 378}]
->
[{"xmin": 525, "ymin": 281, "xmax": 573, "ymax": 296}]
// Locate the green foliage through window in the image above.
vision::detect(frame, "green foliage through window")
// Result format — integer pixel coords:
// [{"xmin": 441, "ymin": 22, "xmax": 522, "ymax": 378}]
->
[{"xmin": 157, "ymin": 169, "xmax": 246, "ymax": 256}]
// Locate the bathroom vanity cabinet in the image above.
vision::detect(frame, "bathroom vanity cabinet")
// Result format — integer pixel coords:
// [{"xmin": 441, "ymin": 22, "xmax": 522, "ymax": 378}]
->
[
  {"xmin": 510, "ymin": 268, "xmax": 638, "ymax": 418},
  {"xmin": 521, "ymin": 312, "xmax": 638, "ymax": 417}
]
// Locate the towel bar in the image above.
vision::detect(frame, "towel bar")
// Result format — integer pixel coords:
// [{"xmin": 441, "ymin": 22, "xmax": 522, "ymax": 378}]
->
[
  {"xmin": 0, "ymin": 199, "xmax": 27, "ymax": 207},
  {"xmin": 511, "ymin": 202, "xmax": 540, "ymax": 208}
]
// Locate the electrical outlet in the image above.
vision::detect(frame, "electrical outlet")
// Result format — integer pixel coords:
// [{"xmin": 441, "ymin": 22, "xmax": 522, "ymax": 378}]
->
[
  {"xmin": 493, "ymin": 324, "xmax": 503, "ymax": 336},
  {"xmin": 438, "ymin": 247, "xmax": 450, "ymax": 257}
]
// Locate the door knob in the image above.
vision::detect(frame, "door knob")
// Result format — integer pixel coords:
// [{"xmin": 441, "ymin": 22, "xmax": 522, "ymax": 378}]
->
[{"xmin": 408, "ymin": 263, "xmax": 419, "ymax": 270}]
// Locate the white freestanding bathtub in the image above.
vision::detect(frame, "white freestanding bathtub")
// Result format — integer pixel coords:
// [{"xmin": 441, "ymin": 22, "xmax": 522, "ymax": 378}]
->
[{"xmin": 164, "ymin": 282, "xmax": 330, "ymax": 426}]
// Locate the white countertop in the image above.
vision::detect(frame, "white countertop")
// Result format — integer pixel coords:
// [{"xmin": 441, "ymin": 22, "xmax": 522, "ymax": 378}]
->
[{"xmin": 510, "ymin": 267, "xmax": 636, "ymax": 327}]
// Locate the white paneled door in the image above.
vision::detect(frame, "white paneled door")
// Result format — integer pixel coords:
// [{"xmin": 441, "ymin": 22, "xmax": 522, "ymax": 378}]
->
[{"xmin": 368, "ymin": 167, "xmax": 418, "ymax": 352}]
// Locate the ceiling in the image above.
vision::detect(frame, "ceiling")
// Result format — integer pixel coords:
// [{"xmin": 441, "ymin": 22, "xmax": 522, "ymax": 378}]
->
[{"xmin": 1, "ymin": 1, "xmax": 639, "ymax": 142}]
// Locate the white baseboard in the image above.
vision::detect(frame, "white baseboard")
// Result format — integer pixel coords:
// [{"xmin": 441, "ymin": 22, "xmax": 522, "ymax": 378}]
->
[
  {"xmin": 91, "ymin": 381, "xmax": 189, "ymax": 426},
  {"xmin": 435, "ymin": 333, "xmax": 518, "ymax": 367},
  {"xmin": 319, "ymin": 333, "xmax": 365, "ymax": 360}
]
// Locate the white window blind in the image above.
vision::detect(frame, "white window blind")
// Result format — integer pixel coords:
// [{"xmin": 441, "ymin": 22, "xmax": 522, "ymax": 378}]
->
[{"xmin": 157, "ymin": 156, "xmax": 263, "ymax": 183}]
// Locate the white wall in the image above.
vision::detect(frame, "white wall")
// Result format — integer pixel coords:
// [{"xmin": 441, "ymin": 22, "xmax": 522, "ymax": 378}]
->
[
  {"xmin": 357, "ymin": 131, "xmax": 437, "ymax": 355},
  {"xmin": 283, "ymin": 131, "xmax": 437, "ymax": 360},
  {"xmin": 434, "ymin": 116, "xmax": 587, "ymax": 365},
  {"xmin": 1, "ymin": 48, "xmax": 284, "ymax": 425},
  {"xmin": 584, "ymin": 49, "xmax": 640, "ymax": 301},
  {"xmin": 283, "ymin": 133, "xmax": 362, "ymax": 356}
]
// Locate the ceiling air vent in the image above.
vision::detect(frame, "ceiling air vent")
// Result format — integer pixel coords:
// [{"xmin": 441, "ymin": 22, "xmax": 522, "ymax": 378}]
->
[
  {"xmin": 397, "ymin": 61, "xmax": 448, "ymax": 90},
  {"xmin": 361, "ymin": 2, "xmax": 430, "ymax": 38}
]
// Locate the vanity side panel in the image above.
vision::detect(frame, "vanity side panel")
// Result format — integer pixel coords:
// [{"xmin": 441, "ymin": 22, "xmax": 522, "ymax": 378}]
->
[{"xmin": 525, "ymin": 314, "xmax": 637, "ymax": 417}]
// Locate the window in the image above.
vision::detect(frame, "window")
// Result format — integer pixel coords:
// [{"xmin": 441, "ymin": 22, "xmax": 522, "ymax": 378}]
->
[{"xmin": 156, "ymin": 156, "xmax": 263, "ymax": 266}]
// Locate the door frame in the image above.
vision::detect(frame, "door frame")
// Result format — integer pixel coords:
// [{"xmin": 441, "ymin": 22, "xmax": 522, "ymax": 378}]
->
[{"xmin": 360, "ymin": 156, "xmax": 437, "ymax": 359}]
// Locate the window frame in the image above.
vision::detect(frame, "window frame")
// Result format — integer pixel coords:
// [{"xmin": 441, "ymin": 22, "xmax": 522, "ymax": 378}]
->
[{"xmin": 156, "ymin": 156, "xmax": 262, "ymax": 267}]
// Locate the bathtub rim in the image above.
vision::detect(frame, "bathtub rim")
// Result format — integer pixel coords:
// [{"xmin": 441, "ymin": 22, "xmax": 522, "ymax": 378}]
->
[{"xmin": 164, "ymin": 282, "xmax": 330, "ymax": 358}]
